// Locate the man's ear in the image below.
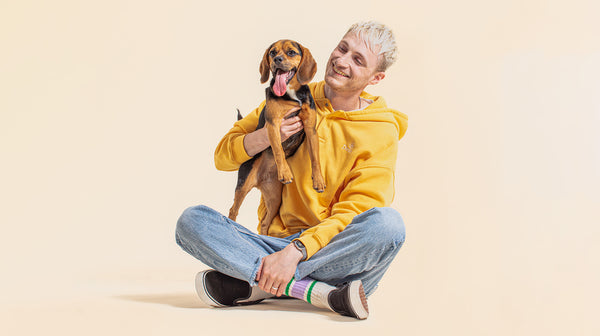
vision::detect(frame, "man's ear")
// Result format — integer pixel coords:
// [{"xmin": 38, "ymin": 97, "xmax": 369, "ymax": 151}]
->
[{"xmin": 368, "ymin": 72, "xmax": 386, "ymax": 86}]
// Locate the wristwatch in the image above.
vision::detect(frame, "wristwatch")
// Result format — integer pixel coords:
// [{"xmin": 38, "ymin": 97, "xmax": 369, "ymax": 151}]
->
[{"xmin": 292, "ymin": 240, "xmax": 307, "ymax": 261}]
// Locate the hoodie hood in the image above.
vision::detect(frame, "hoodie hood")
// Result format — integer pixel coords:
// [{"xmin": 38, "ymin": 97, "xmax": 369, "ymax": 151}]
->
[{"xmin": 310, "ymin": 81, "xmax": 408, "ymax": 140}]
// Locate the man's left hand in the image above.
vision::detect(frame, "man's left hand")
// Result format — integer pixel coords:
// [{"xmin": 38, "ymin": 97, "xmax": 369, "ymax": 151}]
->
[{"xmin": 256, "ymin": 243, "xmax": 303, "ymax": 297}]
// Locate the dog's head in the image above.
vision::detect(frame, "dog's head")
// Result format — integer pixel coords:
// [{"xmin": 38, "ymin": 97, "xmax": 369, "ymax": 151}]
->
[{"xmin": 259, "ymin": 40, "xmax": 317, "ymax": 97}]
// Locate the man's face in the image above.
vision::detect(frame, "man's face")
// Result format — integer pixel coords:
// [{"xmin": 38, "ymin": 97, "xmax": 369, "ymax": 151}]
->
[{"xmin": 324, "ymin": 33, "xmax": 385, "ymax": 93}]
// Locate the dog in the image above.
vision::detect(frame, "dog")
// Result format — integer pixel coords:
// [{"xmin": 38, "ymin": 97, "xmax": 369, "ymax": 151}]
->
[{"xmin": 228, "ymin": 40, "xmax": 325, "ymax": 235}]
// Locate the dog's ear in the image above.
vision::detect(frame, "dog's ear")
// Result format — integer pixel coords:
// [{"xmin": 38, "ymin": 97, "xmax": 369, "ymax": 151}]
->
[
  {"xmin": 259, "ymin": 43, "xmax": 274, "ymax": 83},
  {"xmin": 296, "ymin": 44, "xmax": 317, "ymax": 85}
]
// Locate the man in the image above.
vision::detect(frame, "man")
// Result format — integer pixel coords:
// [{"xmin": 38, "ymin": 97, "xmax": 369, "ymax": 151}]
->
[{"xmin": 176, "ymin": 21, "xmax": 408, "ymax": 320}]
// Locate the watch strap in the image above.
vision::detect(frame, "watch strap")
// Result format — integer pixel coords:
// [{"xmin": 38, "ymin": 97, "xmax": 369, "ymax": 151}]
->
[{"xmin": 293, "ymin": 240, "xmax": 307, "ymax": 261}]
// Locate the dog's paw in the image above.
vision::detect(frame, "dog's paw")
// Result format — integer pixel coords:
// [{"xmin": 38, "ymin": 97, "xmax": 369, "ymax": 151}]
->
[
  {"xmin": 278, "ymin": 171, "xmax": 294, "ymax": 184},
  {"xmin": 312, "ymin": 176, "xmax": 326, "ymax": 193}
]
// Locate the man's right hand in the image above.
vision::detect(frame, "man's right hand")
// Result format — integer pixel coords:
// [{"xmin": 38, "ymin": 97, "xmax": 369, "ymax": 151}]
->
[{"xmin": 243, "ymin": 107, "xmax": 303, "ymax": 157}]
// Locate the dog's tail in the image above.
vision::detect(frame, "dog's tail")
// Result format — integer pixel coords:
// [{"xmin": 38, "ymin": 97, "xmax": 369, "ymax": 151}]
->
[{"xmin": 236, "ymin": 108, "xmax": 243, "ymax": 121}]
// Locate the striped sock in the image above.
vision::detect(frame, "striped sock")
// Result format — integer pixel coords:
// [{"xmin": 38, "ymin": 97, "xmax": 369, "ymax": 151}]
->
[{"xmin": 285, "ymin": 277, "xmax": 335, "ymax": 309}]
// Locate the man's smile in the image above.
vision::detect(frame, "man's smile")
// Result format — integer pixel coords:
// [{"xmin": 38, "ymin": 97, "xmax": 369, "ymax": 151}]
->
[{"xmin": 332, "ymin": 65, "xmax": 350, "ymax": 78}]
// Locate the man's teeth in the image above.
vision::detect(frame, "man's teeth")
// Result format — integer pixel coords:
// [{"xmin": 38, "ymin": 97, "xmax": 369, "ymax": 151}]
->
[{"xmin": 334, "ymin": 68, "xmax": 349, "ymax": 77}]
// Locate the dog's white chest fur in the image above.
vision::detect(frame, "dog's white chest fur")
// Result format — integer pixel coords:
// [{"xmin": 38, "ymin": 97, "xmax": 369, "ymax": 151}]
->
[{"xmin": 286, "ymin": 88, "xmax": 301, "ymax": 104}]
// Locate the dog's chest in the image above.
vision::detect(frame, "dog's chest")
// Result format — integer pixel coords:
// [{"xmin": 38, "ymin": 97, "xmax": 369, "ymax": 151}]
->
[{"xmin": 286, "ymin": 89, "xmax": 301, "ymax": 104}]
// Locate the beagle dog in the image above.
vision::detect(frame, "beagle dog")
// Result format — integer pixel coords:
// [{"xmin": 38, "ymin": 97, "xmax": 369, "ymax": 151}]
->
[{"xmin": 228, "ymin": 40, "xmax": 325, "ymax": 235}]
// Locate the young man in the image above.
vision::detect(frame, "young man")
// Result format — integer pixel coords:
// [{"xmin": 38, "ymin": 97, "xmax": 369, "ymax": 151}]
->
[{"xmin": 176, "ymin": 21, "xmax": 408, "ymax": 320}]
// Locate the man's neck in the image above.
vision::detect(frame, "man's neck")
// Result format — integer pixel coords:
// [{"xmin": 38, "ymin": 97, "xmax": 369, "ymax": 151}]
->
[{"xmin": 324, "ymin": 84, "xmax": 364, "ymax": 111}]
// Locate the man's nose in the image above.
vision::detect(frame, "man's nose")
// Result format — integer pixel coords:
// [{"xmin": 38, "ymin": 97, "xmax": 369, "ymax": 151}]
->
[{"xmin": 335, "ymin": 53, "xmax": 351, "ymax": 68}]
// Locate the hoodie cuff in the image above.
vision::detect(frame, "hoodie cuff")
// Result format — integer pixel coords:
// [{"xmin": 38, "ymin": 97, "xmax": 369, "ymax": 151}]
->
[
  {"xmin": 295, "ymin": 235, "xmax": 324, "ymax": 261},
  {"xmin": 234, "ymin": 134, "xmax": 253, "ymax": 163}
]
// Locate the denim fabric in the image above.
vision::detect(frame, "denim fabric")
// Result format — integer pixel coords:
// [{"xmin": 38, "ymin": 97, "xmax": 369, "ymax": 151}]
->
[{"xmin": 175, "ymin": 205, "xmax": 405, "ymax": 296}]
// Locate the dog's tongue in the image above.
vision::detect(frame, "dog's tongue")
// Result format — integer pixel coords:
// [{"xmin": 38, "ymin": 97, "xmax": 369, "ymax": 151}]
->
[{"xmin": 273, "ymin": 70, "xmax": 288, "ymax": 96}]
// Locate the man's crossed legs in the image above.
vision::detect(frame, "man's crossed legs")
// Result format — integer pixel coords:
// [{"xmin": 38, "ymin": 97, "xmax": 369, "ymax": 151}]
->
[{"xmin": 175, "ymin": 205, "xmax": 405, "ymax": 319}]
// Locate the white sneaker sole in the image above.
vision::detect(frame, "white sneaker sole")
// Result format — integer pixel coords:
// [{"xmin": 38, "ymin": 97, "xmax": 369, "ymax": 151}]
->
[
  {"xmin": 348, "ymin": 281, "xmax": 369, "ymax": 320},
  {"xmin": 195, "ymin": 270, "xmax": 225, "ymax": 307}
]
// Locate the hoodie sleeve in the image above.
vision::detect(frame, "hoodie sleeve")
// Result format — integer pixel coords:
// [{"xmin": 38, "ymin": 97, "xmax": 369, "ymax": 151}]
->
[
  {"xmin": 296, "ymin": 132, "xmax": 399, "ymax": 259},
  {"xmin": 214, "ymin": 101, "xmax": 265, "ymax": 171}
]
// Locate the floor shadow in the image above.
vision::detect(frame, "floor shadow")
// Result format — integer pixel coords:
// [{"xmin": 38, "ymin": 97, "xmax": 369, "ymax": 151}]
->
[
  {"xmin": 115, "ymin": 293, "xmax": 359, "ymax": 321},
  {"xmin": 115, "ymin": 292, "xmax": 206, "ymax": 309},
  {"xmin": 237, "ymin": 299, "xmax": 358, "ymax": 322}
]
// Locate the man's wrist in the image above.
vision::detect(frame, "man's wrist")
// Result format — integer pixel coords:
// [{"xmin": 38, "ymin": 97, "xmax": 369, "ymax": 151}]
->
[
  {"xmin": 283, "ymin": 243, "xmax": 304, "ymax": 264},
  {"xmin": 243, "ymin": 128, "xmax": 270, "ymax": 157},
  {"xmin": 292, "ymin": 240, "xmax": 307, "ymax": 261}
]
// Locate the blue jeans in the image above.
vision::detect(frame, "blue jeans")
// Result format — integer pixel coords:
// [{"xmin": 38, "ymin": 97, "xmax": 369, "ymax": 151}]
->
[{"xmin": 175, "ymin": 205, "xmax": 405, "ymax": 296}]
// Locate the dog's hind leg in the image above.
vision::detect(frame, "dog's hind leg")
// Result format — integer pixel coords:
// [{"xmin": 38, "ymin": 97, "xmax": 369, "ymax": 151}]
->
[
  {"xmin": 228, "ymin": 158, "xmax": 260, "ymax": 221},
  {"xmin": 258, "ymin": 179, "xmax": 283, "ymax": 235},
  {"xmin": 256, "ymin": 151, "xmax": 283, "ymax": 235}
]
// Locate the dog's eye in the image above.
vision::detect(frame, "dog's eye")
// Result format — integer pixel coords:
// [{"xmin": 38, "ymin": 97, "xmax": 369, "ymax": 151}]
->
[
  {"xmin": 287, "ymin": 50, "xmax": 297, "ymax": 57},
  {"xmin": 269, "ymin": 50, "xmax": 277, "ymax": 57}
]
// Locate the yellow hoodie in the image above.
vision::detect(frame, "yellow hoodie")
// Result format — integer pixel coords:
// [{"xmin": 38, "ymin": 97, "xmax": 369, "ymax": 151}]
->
[{"xmin": 214, "ymin": 81, "xmax": 408, "ymax": 259}]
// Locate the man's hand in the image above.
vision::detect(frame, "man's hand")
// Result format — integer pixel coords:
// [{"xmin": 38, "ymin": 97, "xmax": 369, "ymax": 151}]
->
[
  {"xmin": 279, "ymin": 108, "xmax": 304, "ymax": 142},
  {"xmin": 243, "ymin": 107, "xmax": 303, "ymax": 157},
  {"xmin": 256, "ymin": 243, "xmax": 303, "ymax": 297}
]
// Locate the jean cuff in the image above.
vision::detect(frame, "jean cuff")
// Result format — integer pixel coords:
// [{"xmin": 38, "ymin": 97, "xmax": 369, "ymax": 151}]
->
[{"xmin": 248, "ymin": 256, "xmax": 263, "ymax": 286}]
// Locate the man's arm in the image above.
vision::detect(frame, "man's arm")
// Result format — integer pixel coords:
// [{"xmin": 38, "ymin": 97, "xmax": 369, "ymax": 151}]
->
[
  {"xmin": 242, "ymin": 110, "xmax": 303, "ymax": 157},
  {"xmin": 214, "ymin": 104, "xmax": 303, "ymax": 169},
  {"xmin": 296, "ymin": 132, "xmax": 400, "ymax": 259}
]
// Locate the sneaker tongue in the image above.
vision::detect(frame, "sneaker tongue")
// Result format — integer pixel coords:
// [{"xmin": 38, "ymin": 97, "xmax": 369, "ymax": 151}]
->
[{"xmin": 273, "ymin": 70, "xmax": 289, "ymax": 96}]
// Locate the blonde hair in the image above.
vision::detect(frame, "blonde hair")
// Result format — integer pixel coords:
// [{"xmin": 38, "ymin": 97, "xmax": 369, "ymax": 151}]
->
[{"xmin": 347, "ymin": 21, "xmax": 398, "ymax": 71}]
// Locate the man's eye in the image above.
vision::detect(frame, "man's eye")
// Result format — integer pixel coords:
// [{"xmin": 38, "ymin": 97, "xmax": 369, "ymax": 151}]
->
[{"xmin": 355, "ymin": 57, "xmax": 362, "ymax": 65}]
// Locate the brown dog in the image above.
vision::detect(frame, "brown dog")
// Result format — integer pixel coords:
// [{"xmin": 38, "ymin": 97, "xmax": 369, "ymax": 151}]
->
[{"xmin": 228, "ymin": 40, "xmax": 325, "ymax": 235}]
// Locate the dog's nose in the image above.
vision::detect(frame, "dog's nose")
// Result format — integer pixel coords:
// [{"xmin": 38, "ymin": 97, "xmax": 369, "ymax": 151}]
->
[{"xmin": 274, "ymin": 56, "xmax": 283, "ymax": 64}]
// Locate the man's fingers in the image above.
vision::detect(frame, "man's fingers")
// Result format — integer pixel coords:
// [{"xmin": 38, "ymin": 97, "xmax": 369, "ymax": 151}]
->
[
  {"xmin": 255, "ymin": 260, "xmax": 263, "ymax": 282},
  {"xmin": 257, "ymin": 260, "xmax": 267, "ymax": 289},
  {"xmin": 263, "ymin": 280, "xmax": 276, "ymax": 294},
  {"xmin": 281, "ymin": 118, "xmax": 303, "ymax": 133},
  {"xmin": 281, "ymin": 116, "xmax": 301, "ymax": 126},
  {"xmin": 269, "ymin": 277, "xmax": 284, "ymax": 296},
  {"xmin": 284, "ymin": 107, "xmax": 301, "ymax": 117},
  {"xmin": 272, "ymin": 283, "xmax": 282, "ymax": 296},
  {"xmin": 276, "ymin": 283, "xmax": 286, "ymax": 297}
]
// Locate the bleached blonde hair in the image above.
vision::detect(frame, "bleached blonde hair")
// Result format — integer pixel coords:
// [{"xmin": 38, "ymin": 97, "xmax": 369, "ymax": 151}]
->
[{"xmin": 347, "ymin": 21, "xmax": 398, "ymax": 72}]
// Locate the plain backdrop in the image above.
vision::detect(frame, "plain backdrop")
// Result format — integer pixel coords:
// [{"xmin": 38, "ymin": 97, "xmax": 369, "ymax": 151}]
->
[{"xmin": 1, "ymin": 0, "xmax": 598, "ymax": 335}]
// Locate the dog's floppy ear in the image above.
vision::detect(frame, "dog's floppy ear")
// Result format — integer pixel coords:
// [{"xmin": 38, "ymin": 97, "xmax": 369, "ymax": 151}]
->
[
  {"xmin": 259, "ymin": 43, "xmax": 274, "ymax": 83},
  {"xmin": 296, "ymin": 44, "xmax": 317, "ymax": 85}
]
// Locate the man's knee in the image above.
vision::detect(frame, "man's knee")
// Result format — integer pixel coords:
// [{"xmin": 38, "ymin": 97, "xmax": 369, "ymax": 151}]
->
[
  {"xmin": 175, "ymin": 204, "xmax": 213, "ymax": 243},
  {"xmin": 354, "ymin": 207, "xmax": 406, "ymax": 247}
]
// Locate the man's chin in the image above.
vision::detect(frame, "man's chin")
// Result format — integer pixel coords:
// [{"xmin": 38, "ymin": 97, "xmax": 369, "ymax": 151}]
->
[{"xmin": 325, "ymin": 74, "xmax": 345, "ymax": 88}]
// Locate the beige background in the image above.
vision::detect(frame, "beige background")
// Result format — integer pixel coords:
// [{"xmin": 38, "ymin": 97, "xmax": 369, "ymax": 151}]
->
[{"xmin": 1, "ymin": 0, "xmax": 599, "ymax": 335}]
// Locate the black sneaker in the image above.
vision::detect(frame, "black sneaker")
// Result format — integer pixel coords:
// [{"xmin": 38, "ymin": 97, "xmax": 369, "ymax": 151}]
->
[
  {"xmin": 327, "ymin": 280, "xmax": 369, "ymax": 320},
  {"xmin": 195, "ymin": 270, "xmax": 266, "ymax": 307}
]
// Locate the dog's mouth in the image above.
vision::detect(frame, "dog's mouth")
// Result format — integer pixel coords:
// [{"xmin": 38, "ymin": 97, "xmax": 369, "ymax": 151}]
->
[{"xmin": 273, "ymin": 68, "xmax": 296, "ymax": 97}]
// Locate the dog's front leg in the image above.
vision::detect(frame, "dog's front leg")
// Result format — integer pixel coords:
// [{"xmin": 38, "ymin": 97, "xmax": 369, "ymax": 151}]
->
[
  {"xmin": 299, "ymin": 104, "xmax": 325, "ymax": 192},
  {"xmin": 265, "ymin": 118, "xmax": 294, "ymax": 184}
]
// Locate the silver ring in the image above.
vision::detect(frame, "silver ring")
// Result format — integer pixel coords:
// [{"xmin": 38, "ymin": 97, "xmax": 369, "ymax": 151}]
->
[{"xmin": 271, "ymin": 286, "xmax": 279, "ymax": 290}]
